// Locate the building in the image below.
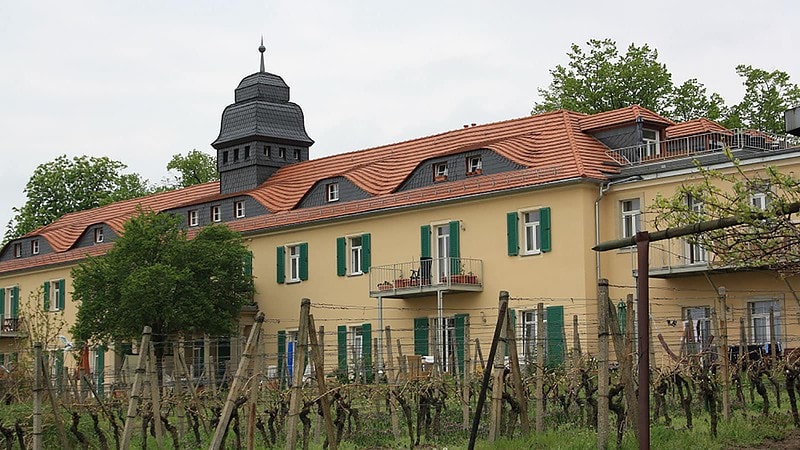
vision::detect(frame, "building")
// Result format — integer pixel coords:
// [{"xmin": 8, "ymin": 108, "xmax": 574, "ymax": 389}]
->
[{"xmin": 2, "ymin": 44, "xmax": 799, "ymax": 385}]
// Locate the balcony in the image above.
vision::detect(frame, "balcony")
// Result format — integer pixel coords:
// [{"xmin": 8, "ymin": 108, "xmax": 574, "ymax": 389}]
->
[
  {"xmin": 607, "ymin": 130, "xmax": 800, "ymax": 167},
  {"xmin": 632, "ymin": 239, "xmax": 728, "ymax": 278},
  {"xmin": 369, "ymin": 257, "xmax": 483, "ymax": 298},
  {"xmin": 1, "ymin": 317, "xmax": 23, "ymax": 337}
]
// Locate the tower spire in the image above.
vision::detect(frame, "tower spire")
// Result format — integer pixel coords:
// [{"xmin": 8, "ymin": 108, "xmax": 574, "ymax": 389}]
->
[{"xmin": 259, "ymin": 36, "xmax": 266, "ymax": 73}]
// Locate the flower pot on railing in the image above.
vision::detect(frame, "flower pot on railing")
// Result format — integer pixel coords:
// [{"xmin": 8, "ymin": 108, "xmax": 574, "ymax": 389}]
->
[
  {"xmin": 378, "ymin": 281, "xmax": 394, "ymax": 291},
  {"xmin": 394, "ymin": 278, "xmax": 411, "ymax": 288},
  {"xmin": 450, "ymin": 274, "xmax": 478, "ymax": 285}
]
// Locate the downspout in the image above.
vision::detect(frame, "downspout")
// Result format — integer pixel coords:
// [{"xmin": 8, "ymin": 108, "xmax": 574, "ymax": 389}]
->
[{"xmin": 595, "ymin": 176, "xmax": 643, "ymax": 280}]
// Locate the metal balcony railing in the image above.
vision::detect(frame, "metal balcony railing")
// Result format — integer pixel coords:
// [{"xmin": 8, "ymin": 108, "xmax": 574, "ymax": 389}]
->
[
  {"xmin": 369, "ymin": 257, "xmax": 483, "ymax": 297},
  {"xmin": 607, "ymin": 130, "xmax": 800, "ymax": 167},
  {"xmin": 636, "ymin": 239, "xmax": 714, "ymax": 277},
  {"xmin": 1, "ymin": 317, "xmax": 23, "ymax": 334}
]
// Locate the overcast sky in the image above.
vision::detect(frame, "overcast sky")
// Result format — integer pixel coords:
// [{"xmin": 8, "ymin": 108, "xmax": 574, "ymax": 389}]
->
[{"xmin": 1, "ymin": 1, "xmax": 798, "ymax": 230}]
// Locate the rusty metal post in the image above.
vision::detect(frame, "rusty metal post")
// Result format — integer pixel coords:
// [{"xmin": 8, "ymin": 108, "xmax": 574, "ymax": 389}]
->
[{"xmin": 635, "ymin": 231, "xmax": 650, "ymax": 449}]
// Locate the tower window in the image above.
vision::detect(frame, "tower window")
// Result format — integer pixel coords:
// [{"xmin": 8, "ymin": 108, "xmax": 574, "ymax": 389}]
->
[
  {"xmin": 31, "ymin": 240, "xmax": 39, "ymax": 255},
  {"xmin": 233, "ymin": 148, "xmax": 239, "ymax": 162},
  {"xmin": 244, "ymin": 146, "xmax": 251, "ymax": 159},
  {"xmin": 223, "ymin": 151, "xmax": 229, "ymax": 164},
  {"xmin": 278, "ymin": 147, "xmax": 286, "ymax": 159},
  {"xmin": 293, "ymin": 149, "xmax": 301, "ymax": 160},
  {"xmin": 265, "ymin": 145, "xmax": 271, "ymax": 157},
  {"xmin": 327, "ymin": 183, "xmax": 340, "ymax": 202}
]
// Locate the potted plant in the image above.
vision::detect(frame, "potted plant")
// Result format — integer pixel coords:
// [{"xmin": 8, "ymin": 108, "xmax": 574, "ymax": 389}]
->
[{"xmin": 378, "ymin": 281, "xmax": 393, "ymax": 291}]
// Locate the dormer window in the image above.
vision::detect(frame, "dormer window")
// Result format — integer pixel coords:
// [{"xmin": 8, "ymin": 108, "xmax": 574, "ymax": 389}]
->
[
  {"xmin": 467, "ymin": 156, "xmax": 482, "ymax": 175},
  {"xmin": 211, "ymin": 205, "xmax": 221, "ymax": 222},
  {"xmin": 327, "ymin": 183, "xmax": 340, "ymax": 202},
  {"xmin": 13, "ymin": 243, "xmax": 21, "ymax": 258},
  {"xmin": 31, "ymin": 240, "xmax": 39, "ymax": 255},
  {"xmin": 278, "ymin": 147, "xmax": 286, "ymax": 159},
  {"xmin": 188, "ymin": 210, "xmax": 199, "ymax": 227},
  {"xmin": 293, "ymin": 149, "xmax": 301, "ymax": 160},
  {"xmin": 433, "ymin": 163, "xmax": 448, "ymax": 181},
  {"xmin": 244, "ymin": 146, "xmax": 251, "ymax": 159},
  {"xmin": 223, "ymin": 151, "xmax": 229, "ymax": 164},
  {"xmin": 94, "ymin": 227, "xmax": 104, "ymax": 243},
  {"xmin": 642, "ymin": 129, "xmax": 660, "ymax": 157},
  {"xmin": 235, "ymin": 201, "xmax": 245, "ymax": 218}
]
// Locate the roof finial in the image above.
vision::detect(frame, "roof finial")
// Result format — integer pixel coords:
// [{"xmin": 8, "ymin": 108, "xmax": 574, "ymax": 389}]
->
[{"xmin": 259, "ymin": 36, "xmax": 266, "ymax": 73}]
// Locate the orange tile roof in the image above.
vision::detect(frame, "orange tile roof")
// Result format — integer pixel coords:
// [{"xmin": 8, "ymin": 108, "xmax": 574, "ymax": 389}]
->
[
  {"xmin": 666, "ymin": 118, "xmax": 732, "ymax": 139},
  {"xmin": 1, "ymin": 107, "xmax": 632, "ymax": 274},
  {"xmin": 578, "ymin": 105, "xmax": 674, "ymax": 132}
]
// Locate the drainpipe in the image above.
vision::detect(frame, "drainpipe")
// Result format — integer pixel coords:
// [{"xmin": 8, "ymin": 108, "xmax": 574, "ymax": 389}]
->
[{"xmin": 595, "ymin": 176, "xmax": 643, "ymax": 280}]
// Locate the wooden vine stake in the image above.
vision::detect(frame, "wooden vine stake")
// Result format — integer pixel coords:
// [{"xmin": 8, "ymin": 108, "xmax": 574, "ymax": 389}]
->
[
  {"xmin": 718, "ymin": 287, "xmax": 731, "ymax": 420},
  {"xmin": 148, "ymin": 341, "xmax": 165, "ymax": 448},
  {"xmin": 506, "ymin": 305, "xmax": 529, "ymax": 434},
  {"xmin": 285, "ymin": 299, "xmax": 311, "ymax": 449},
  {"xmin": 209, "ymin": 311, "xmax": 265, "ymax": 450},
  {"xmin": 535, "ymin": 302, "xmax": 545, "ymax": 433},
  {"xmin": 33, "ymin": 343, "xmax": 43, "ymax": 450},
  {"xmin": 308, "ymin": 313, "xmax": 337, "ymax": 450},
  {"xmin": 597, "ymin": 280, "xmax": 610, "ymax": 450},
  {"xmin": 121, "ymin": 326, "xmax": 152, "ymax": 450},
  {"xmin": 489, "ymin": 292, "xmax": 509, "ymax": 442}
]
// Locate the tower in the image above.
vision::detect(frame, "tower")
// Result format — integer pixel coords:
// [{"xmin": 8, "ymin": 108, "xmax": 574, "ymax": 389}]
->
[{"xmin": 212, "ymin": 39, "xmax": 314, "ymax": 194}]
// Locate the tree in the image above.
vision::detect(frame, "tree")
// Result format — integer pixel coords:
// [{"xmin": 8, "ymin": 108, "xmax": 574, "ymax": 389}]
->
[
  {"xmin": 5, "ymin": 155, "xmax": 153, "ymax": 241},
  {"xmin": 724, "ymin": 65, "xmax": 800, "ymax": 134},
  {"xmin": 70, "ymin": 210, "xmax": 254, "ymax": 370},
  {"xmin": 669, "ymin": 78, "xmax": 727, "ymax": 123},
  {"xmin": 532, "ymin": 39, "xmax": 674, "ymax": 115},
  {"xmin": 166, "ymin": 149, "xmax": 219, "ymax": 188},
  {"xmin": 651, "ymin": 150, "xmax": 800, "ymax": 276}
]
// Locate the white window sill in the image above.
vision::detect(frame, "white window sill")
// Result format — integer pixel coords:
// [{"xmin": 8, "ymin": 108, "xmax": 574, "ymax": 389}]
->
[
  {"xmin": 521, "ymin": 250, "xmax": 541, "ymax": 257},
  {"xmin": 348, "ymin": 272, "xmax": 363, "ymax": 277},
  {"xmin": 286, "ymin": 279, "xmax": 301, "ymax": 285}
]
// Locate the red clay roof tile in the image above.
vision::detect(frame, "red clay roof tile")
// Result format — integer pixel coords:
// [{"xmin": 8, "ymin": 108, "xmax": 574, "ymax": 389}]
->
[
  {"xmin": 666, "ymin": 118, "xmax": 732, "ymax": 139},
  {"xmin": 578, "ymin": 105, "xmax": 674, "ymax": 132}
]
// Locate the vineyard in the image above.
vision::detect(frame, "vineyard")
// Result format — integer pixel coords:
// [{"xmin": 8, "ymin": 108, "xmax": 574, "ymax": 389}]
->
[{"xmin": 1, "ymin": 290, "xmax": 800, "ymax": 449}]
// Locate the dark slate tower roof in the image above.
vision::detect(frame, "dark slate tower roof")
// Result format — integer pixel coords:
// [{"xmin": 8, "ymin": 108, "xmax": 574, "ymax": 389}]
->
[{"xmin": 212, "ymin": 42, "xmax": 313, "ymax": 149}]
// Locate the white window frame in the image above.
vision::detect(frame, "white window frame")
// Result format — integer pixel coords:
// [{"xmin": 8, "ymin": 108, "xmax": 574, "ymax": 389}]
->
[
  {"xmin": 48, "ymin": 280, "xmax": 61, "ymax": 312},
  {"xmin": 235, "ymin": 201, "xmax": 245, "ymax": 219},
  {"xmin": 94, "ymin": 227, "xmax": 104, "ymax": 243},
  {"xmin": 751, "ymin": 191, "xmax": 769, "ymax": 210},
  {"xmin": 211, "ymin": 205, "xmax": 221, "ymax": 223},
  {"xmin": 349, "ymin": 236, "xmax": 363, "ymax": 276},
  {"xmin": 288, "ymin": 245, "xmax": 301, "ymax": 282},
  {"xmin": 467, "ymin": 156, "xmax": 482, "ymax": 173},
  {"xmin": 686, "ymin": 196, "xmax": 707, "ymax": 264},
  {"xmin": 642, "ymin": 128, "xmax": 660, "ymax": 157},
  {"xmin": 621, "ymin": 199, "xmax": 641, "ymax": 239},
  {"xmin": 31, "ymin": 240, "xmax": 39, "ymax": 255},
  {"xmin": 430, "ymin": 316, "xmax": 456, "ymax": 372},
  {"xmin": 13, "ymin": 243, "xmax": 21, "ymax": 258},
  {"xmin": 434, "ymin": 224, "xmax": 450, "ymax": 282},
  {"xmin": 521, "ymin": 309, "xmax": 546, "ymax": 365},
  {"xmin": 278, "ymin": 147, "xmax": 286, "ymax": 159},
  {"xmin": 749, "ymin": 300, "xmax": 781, "ymax": 345},
  {"xmin": 327, "ymin": 183, "xmax": 340, "ymax": 203},
  {"xmin": 522, "ymin": 210, "xmax": 541, "ymax": 255},
  {"xmin": 434, "ymin": 163, "xmax": 448, "ymax": 180},
  {"xmin": 188, "ymin": 210, "xmax": 199, "ymax": 227}
]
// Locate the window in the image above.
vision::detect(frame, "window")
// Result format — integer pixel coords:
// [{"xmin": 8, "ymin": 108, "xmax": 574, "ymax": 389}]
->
[
  {"xmin": 223, "ymin": 151, "xmax": 229, "ymax": 164},
  {"xmin": 751, "ymin": 190, "xmax": 770, "ymax": 210},
  {"xmin": 521, "ymin": 309, "xmax": 547, "ymax": 365},
  {"xmin": 188, "ymin": 210, "xmax": 199, "ymax": 227},
  {"xmin": 507, "ymin": 208, "xmax": 551, "ymax": 256},
  {"xmin": 1, "ymin": 286, "xmax": 20, "ymax": 332},
  {"xmin": 235, "ymin": 201, "xmax": 245, "ymax": 218},
  {"xmin": 13, "ymin": 243, "xmax": 21, "ymax": 258},
  {"xmin": 31, "ymin": 240, "xmax": 39, "ymax": 255},
  {"xmin": 233, "ymin": 148, "xmax": 239, "ymax": 162},
  {"xmin": 642, "ymin": 129, "xmax": 659, "ymax": 157},
  {"xmin": 94, "ymin": 227, "xmax": 104, "ymax": 243},
  {"xmin": 43, "ymin": 279, "xmax": 66, "ymax": 312},
  {"xmin": 683, "ymin": 307, "xmax": 712, "ymax": 349},
  {"xmin": 211, "ymin": 205, "xmax": 221, "ymax": 223},
  {"xmin": 621, "ymin": 199, "xmax": 641, "ymax": 239},
  {"xmin": 350, "ymin": 325, "xmax": 364, "ymax": 369},
  {"xmin": 686, "ymin": 196, "xmax": 706, "ymax": 264},
  {"xmin": 430, "ymin": 317, "xmax": 457, "ymax": 372},
  {"xmin": 264, "ymin": 145, "xmax": 271, "ymax": 157},
  {"xmin": 327, "ymin": 183, "xmax": 339, "ymax": 202},
  {"xmin": 278, "ymin": 147, "xmax": 286, "ymax": 159},
  {"xmin": 433, "ymin": 163, "xmax": 448, "ymax": 181},
  {"xmin": 749, "ymin": 300, "xmax": 781, "ymax": 346},
  {"xmin": 336, "ymin": 234, "xmax": 371, "ymax": 276},
  {"xmin": 467, "ymin": 156, "xmax": 482, "ymax": 174},
  {"xmin": 244, "ymin": 146, "xmax": 250, "ymax": 159},
  {"xmin": 277, "ymin": 243, "xmax": 308, "ymax": 283},
  {"xmin": 293, "ymin": 149, "xmax": 301, "ymax": 160}
]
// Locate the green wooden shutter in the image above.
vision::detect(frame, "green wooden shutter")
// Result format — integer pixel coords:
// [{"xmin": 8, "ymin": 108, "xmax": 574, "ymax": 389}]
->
[
  {"xmin": 540, "ymin": 207, "xmax": 552, "ymax": 253},
  {"xmin": 276, "ymin": 247, "xmax": 285, "ymax": 284},
  {"xmin": 43, "ymin": 282, "xmax": 50, "ymax": 311},
  {"xmin": 277, "ymin": 331, "xmax": 286, "ymax": 387},
  {"xmin": 420, "ymin": 225, "xmax": 431, "ymax": 258},
  {"xmin": 243, "ymin": 252, "xmax": 253, "ymax": 277},
  {"xmin": 336, "ymin": 237, "xmax": 346, "ymax": 276},
  {"xmin": 299, "ymin": 243, "xmax": 309, "ymax": 281},
  {"xmin": 0, "ymin": 288, "xmax": 5, "ymax": 326},
  {"xmin": 414, "ymin": 317, "xmax": 429, "ymax": 355},
  {"xmin": 11, "ymin": 287, "xmax": 19, "ymax": 318},
  {"xmin": 546, "ymin": 305, "xmax": 564, "ymax": 367},
  {"xmin": 337, "ymin": 325, "xmax": 347, "ymax": 378},
  {"xmin": 362, "ymin": 323, "xmax": 372, "ymax": 383},
  {"xmin": 361, "ymin": 233, "xmax": 371, "ymax": 274},
  {"xmin": 507, "ymin": 212, "xmax": 519, "ymax": 256},
  {"xmin": 95, "ymin": 346, "xmax": 105, "ymax": 399},
  {"xmin": 455, "ymin": 314, "xmax": 468, "ymax": 375},
  {"xmin": 449, "ymin": 220, "xmax": 461, "ymax": 274},
  {"xmin": 57, "ymin": 279, "xmax": 66, "ymax": 310}
]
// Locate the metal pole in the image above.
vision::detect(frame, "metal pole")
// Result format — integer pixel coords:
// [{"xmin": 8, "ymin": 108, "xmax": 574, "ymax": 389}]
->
[
  {"xmin": 636, "ymin": 231, "xmax": 650, "ymax": 449},
  {"xmin": 33, "ymin": 343, "xmax": 42, "ymax": 450},
  {"xmin": 437, "ymin": 289, "xmax": 444, "ymax": 372},
  {"xmin": 378, "ymin": 296, "xmax": 384, "ymax": 381}
]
